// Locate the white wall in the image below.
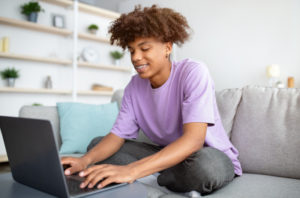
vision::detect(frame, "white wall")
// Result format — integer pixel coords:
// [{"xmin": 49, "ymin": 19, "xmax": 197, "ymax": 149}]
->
[{"xmin": 119, "ymin": 0, "xmax": 300, "ymax": 90}]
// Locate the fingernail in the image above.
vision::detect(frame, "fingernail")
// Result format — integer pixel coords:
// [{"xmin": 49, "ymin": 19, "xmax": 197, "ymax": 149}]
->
[
  {"xmin": 79, "ymin": 172, "xmax": 84, "ymax": 177},
  {"xmin": 65, "ymin": 170, "xmax": 70, "ymax": 175},
  {"xmin": 80, "ymin": 183, "xmax": 85, "ymax": 188},
  {"xmin": 97, "ymin": 184, "xmax": 102, "ymax": 189},
  {"xmin": 88, "ymin": 184, "xmax": 93, "ymax": 188}
]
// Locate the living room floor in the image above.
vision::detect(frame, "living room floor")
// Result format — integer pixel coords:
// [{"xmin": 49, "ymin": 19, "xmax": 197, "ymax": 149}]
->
[{"xmin": 0, "ymin": 162, "xmax": 10, "ymax": 173}]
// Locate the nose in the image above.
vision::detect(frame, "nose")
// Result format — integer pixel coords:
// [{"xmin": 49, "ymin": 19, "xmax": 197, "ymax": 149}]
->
[{"xmin": 131, "ymin": 50, "xmax": 142, "ymax": 63}]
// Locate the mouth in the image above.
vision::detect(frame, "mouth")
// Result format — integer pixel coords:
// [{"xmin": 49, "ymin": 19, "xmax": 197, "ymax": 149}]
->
[{"xmin": 134, "ymin": 64, "xmax": 149, "ymax": 73}]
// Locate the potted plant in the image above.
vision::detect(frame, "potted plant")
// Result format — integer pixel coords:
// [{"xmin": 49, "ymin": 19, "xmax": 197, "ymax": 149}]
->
[
  {"xmin": 88, "ymin": 24, "xmax": 99, "ymax": 34},
  {"xmin": 1, "ymin": 67, "xmax": 20, "ymax": 87},
  {"xmin": 110, "ymin": 50, "xmax": 124, "ymax": 66},
  {"xmin": 21, "ymin": 1, "xmax": 44, "ymax": 23}
]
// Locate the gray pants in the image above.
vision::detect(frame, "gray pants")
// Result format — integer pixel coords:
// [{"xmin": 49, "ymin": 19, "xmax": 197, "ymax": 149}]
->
[{"xmin": 87, "ymin": 137, "xmax": 235, "ymax": 195}]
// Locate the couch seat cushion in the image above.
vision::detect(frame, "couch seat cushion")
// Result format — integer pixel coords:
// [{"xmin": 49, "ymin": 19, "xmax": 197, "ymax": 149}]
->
[{"xmin": 205, "ymin": 173, "xmax": 300, "ymax": 198}]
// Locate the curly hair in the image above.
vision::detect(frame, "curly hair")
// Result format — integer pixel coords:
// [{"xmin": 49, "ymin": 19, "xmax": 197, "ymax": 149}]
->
[{"xmin": 108, "ymin": 5, "xmax": 191, "ymax": 50}]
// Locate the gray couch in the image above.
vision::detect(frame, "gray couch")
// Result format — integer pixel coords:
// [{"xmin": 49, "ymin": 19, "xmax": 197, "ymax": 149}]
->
[{"xmin": 19, "ymin": 86, "xmax": 300, "ymax": 198}]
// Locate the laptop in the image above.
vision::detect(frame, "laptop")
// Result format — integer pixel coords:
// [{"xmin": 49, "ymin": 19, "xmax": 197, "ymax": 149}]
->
[{"xmin": 0, "ymin": 116, "xmax": 127, "ymax": 198}]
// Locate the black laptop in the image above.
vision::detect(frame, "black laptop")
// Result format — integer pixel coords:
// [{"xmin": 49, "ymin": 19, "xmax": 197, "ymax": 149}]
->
[{"xmin": 0, "ymin": 116, "xmax": 126, "ymax": 198}]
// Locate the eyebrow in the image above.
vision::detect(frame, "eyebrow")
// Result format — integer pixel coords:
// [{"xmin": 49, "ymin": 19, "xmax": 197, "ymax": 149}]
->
[{"xmin": 128, "ymin": 41, "xmax": 151, "ymax": 49}]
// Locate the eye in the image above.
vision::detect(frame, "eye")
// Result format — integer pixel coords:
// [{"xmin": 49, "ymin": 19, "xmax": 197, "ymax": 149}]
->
[{"xmin": 141, "ymin": 48, "xmax": 149, "ymax": 52}]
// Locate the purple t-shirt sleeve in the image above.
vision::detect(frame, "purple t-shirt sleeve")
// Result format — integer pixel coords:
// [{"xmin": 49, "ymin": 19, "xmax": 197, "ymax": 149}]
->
[
  {"xmin": 110, "ymin": 83, "xmax": 139, "ymax": 139},
  {"xmin": 182, "ymin": 63, "xmax": 215, "ymax": 125}
]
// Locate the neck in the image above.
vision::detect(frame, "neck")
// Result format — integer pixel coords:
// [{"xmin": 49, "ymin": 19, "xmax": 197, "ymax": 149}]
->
[{"xmin": 150, "ymin": 61, "xmax": 172, "ymax": 88}]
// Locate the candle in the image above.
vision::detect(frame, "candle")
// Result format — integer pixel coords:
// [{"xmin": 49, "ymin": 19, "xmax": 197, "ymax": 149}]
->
[
  {"xmin": 288, "ymin": 77, "xmax": 294, "ymax": 88},
  {"xmin": 3, "ymin": 37, "xmax": 9, "ymax": 53},
  {"xmin": 0, "ymin": 38, "xmax": 3, "ymax": 52}
]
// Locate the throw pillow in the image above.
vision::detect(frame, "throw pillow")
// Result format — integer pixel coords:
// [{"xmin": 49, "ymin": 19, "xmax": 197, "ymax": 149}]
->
[{"xmin": 57, "ymin": 102, "xmax": 119, "ymax": 154}]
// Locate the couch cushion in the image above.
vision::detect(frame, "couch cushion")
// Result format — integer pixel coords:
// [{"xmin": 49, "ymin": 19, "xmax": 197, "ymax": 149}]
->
[
  {"xmin": 215, "ymin": 88, "xmax": 242, "ymax": 137},
  {"xmin": 205, "ymin": 174, "xmax": 300, "ymax": 198},
  {"xmin": 19, "ymin": 106, "xmax": 61, "ymax": 150},
  {"xmin": 231, "ymin": 86, "xmax": 300, "ymax": 178},
  {"xmin": 57, "ymin": 102, "xmax": 119, "ymax": 154}
]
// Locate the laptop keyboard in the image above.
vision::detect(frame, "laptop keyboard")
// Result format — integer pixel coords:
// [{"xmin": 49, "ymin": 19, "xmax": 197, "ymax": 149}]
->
[
  {"xmin": 66, "ymin": 175, "xmax": 97, "ymax": 195},
  {"xmin": 66, "ymin": 174, "xmax": 121, "ymax": 196}
]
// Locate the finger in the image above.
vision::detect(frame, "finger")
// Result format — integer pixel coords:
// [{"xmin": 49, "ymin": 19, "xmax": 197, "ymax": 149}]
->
[
  {"xmin": 65, "ymin": 166, "xmax": 80, "ymax": 176},
  {"xmin": 98, "ymin": 177, "xmax": 116, "ymax": 189},
  {"xmin": 80, "ymin": 169, "xmax": 103, "ymax": 188},
  {"xmin": 88, "ymin": 171, "xmax": 110, "ymax": 188},
  {"xmin": 61, "ymin": 157, "xmax": 72, "ymax": 165},
  {"xmin": 79, "ymin": 164, "xmax": 107, "ymax": 177}
]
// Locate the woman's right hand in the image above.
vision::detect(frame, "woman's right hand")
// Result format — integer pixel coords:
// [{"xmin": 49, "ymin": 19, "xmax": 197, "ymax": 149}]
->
[{"xmin": 61, "ymin": 156, "xmax": 89, "ymax": 175}]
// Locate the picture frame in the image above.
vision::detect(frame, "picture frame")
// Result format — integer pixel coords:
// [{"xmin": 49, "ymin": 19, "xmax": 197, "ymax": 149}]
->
[{"xmin": 52, "ymin": 14, "xmax": 65, "ymax": 28}]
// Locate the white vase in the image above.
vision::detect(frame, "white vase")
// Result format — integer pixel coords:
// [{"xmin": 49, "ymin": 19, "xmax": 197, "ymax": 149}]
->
[
  {"xmin": 6, "ymin": 78, "xmax": 15, "ymax": 87},
  {"xmin": 89, "ymin": 29, "xmax": 97, "ymax": 34},
  {"xmin": 114, "ymin": 59, "xmax": 120, "ymax": 66}
]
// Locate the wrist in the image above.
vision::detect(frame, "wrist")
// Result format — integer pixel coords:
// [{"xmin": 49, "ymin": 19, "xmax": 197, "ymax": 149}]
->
[
  {"xmin": 81, "ymin": 155, "xmax": 93, "ymax": 167},
  {"xmin": 127, "ymin": 163, "xmax": 141, "ymax": 180}
]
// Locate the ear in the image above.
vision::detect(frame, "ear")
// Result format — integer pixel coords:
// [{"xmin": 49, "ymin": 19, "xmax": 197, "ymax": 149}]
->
[{"xmin": 165, "ymin": 42, "xmax": 173, "ymax": 55}]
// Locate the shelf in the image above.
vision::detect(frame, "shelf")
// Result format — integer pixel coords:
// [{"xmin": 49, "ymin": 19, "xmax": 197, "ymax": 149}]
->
[
  {"xmin": 0, "ymin": 16, "xmax": 72, "ymax": 36},
  {"xmin": 0, "ymin": 52, "xmax": 131, "ymax": 72},
  {"xmin": 78, "ymin": 33, "xmax": 110, "ymax": 43},
  {"xmin": 40, "ymin": 0, "xmax": 120, "ymax": 19},
  {"xmin": 78, "ymin": 61, "xmax": 131, "ymax": 72},
  {"xmin": 0, "ymin": 87, "xmax": 113, "ymax": 96},
  {"xmin": 77, "ymin": 90, "xmax": 113, "ymax": 96},
  {"xmin": 0, "ymin": 17, "xmax": 110, "ymax": 44},
  {"xmin": 0, "ymin": 155, "xmax": 8, "ymax": 163},
  {"xmin": 0, "ymin": 52, "xmax": 72, "ymax": 65},
  {"xmin": 39, "ymin": 0, "xmax": 73, "ymax": 7},
  {"xmin": 78, "ymin": 2, "xmax": 120, "ymax": 19},
  {"xmin": 0, "ymin": 87, "xmax": 71, "ymax": 94}
]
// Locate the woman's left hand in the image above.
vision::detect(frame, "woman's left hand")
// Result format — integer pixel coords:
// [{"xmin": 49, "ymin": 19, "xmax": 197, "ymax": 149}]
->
[{"xmin": 78, "ymin": 164, "xmax": 137, "ymax": 189}]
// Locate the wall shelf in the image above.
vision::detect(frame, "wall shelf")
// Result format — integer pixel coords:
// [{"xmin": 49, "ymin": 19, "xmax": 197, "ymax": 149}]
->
[
  {"xmin": 0, "ymin": 16, "xmax": 111, "ymax": 44},
  {"xmin": 0, "ymin": 52, "xmax": 72, "ymax": 65},
  {"xmin": 39, "ymin": 0, "xmax": 73, "ymax": 7},
  {"xmin": 77, "ymin": 90, "xmax": 113, "ymax": 96},
  {"xmin": 78, "ymin": 2, "xmax": 120, "ymax": 19},
  {"xmin": 78, "ymin": 33, "xmax": 109, "ymax": 43},
  {"xmin": 0, "ymin": 16, "xmax": 72, "ymax": 36},
  {"xmin": 0, "ymin": 155, "xmax": 8, "ymax": 163},
  {"xmin": 40, "ymin": 0, "xmax": 120, "ymax": 19},
  {"xmin": 0, "ymin": 52, "xmax": 131, "ymax": 72},
  {"xmin": 78, "ymin": 61, "xmax": 131, "ymax": 72},
  {"xmin": 0, "ymin": 87, "xmax": 71, "ymax": 94},
  {"xmin": 0, "ymin": 87, "xmax": 113, "ymax": 96}
]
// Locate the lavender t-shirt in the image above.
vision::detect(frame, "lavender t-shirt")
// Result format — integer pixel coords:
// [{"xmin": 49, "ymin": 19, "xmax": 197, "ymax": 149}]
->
[{"xmin": 111, "ymin": 59, "xmax": 242, "ymax": 176}]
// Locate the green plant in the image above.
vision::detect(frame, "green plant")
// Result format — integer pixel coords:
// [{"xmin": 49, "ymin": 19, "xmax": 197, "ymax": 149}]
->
[
  {"xmin": 88, "ymin": 24, "xmax": 99, "ymax": 31},
  {"xmin": 21, "ymin": 1, "xmax": 44, "ymax": 16},
  {"xmin": 0, "ymin": 68, "xmax": 20, "ymax": 79},
  {"xmin": 110, "ymin": 51, "xmax": 124, "ymax": 60},
  {"xmin": 32, "ymin": 103, "xmax": 43, "ymax": 106}
]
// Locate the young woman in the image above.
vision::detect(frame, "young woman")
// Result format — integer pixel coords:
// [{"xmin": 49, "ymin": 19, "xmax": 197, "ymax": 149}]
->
[{"xmin": 61, "ymin": 5, "xmax": 242, "ymax": 195}]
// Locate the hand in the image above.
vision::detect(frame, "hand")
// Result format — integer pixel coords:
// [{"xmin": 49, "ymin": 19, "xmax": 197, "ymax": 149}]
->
[
  {"xmin": 79, "ymin": 164, "xmax": 136, "ymax": 189},
  {"xmin": 61, "ymin": 156, "xmax": 89, "ymax": 176}
]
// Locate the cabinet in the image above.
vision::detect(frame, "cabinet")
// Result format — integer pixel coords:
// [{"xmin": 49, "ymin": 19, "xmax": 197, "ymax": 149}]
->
[{"xmin": 0, "ymin": 0, "xmax": 132, "ymax": 161}]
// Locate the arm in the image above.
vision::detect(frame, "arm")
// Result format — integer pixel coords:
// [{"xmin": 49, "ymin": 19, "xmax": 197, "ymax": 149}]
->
[
  {"xmin": 61, "ymin": 132, "xmax": 124, "ymax": 175},
  {"xmin": 80, "ymin": 122, "xmax": 207, "ymax": 188},
  {"xmin": 128, "ymin": 122, "xmax": 207, "ymax": 178},
  {"xmin": 82, "ymin": 132, "xmax": 125, "ymax": 165}
]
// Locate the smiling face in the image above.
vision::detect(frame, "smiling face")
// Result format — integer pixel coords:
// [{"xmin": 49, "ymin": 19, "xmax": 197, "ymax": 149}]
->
[{"xmin": 128, "ymin": 37, "xmax": 173, "ymax": 88}]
